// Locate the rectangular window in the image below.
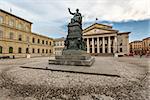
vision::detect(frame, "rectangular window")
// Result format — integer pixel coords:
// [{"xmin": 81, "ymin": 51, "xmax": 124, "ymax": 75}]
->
[
  {"xmin": 32, "ymin": 48, "xmax": 35, "ymax": 53},
  {"xmin": 0, "ymin": 16, "xmax": 3, "ymax": 24},
  {"xmin": 38, "ymin": 39, "xmax": 40, "ymax": 44},
  {"xmin": 120, "ymin": 48, "xmax": 122, "ymax": 52},
  {"xmin": 9, "ymin": 19, "xmax": 14, "ymax": 27},
  {"xmin": 18, "ymin": 23, "xmax": 23, "ymax": 29},
  {"xmin": 42, "ymin": 40, "xmax": 44, "ymax": 44},
  {"xmin": 18, "ymin": 34, "xmax": 22, "ymax": 41},
  {"xmin": 10, "ymin": 32, "xmax": 14, "ymax": 39},
  {"xmin": 32, "ymin": 38, "xmax": 35, "ymax": 43},
  {"xmin": 0, "ymin": 46, "xmax": 2, "ymax": 53},
  {"xmin": 42, "ymin": 49, "xmax": 44, "ymax": 53},
  {"xmin": 49, "ymin": 49, "xmax": 51, "ymax": 53},
  {"xmin": 26, "ymin": 36, "xmax": 29, "ymax": 42},
  {"xmin": 0, "ymin": 30, "xmax": 3, "ymax": 38},
  {"xmin": 9, "ymin": 47, "xmax": 13, "ymax": 53},
  {"xmin": 38, "ymin": 49, "xmax": 40, "ymax": 53},
  {"xmin": 25, "ymin": 25, "xmax": 30, "ymax": 32},
  {"xmin": 18, "ymin": 48, "xmax": 22, "ymax": 53}
]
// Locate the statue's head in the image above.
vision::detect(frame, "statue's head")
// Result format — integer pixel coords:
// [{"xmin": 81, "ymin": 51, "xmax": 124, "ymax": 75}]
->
[{"xmin": 76, "ymin": 9, "xmax": 79, "ymax": 13}]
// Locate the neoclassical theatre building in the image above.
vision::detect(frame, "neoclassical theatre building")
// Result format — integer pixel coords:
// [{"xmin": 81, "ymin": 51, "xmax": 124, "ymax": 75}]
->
[
  {"xmin": 0, "ymin": 9, "xmax": 53, "ymax": 58},
  {"xmin": 82, "ymin": 23, "xmax": 130, "ymax": 55}
]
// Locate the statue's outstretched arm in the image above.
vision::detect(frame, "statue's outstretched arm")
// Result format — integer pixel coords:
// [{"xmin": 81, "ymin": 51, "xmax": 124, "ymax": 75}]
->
[{"xmin": 68, "ymin": 8, "xmax": 74, "ymax": 15}]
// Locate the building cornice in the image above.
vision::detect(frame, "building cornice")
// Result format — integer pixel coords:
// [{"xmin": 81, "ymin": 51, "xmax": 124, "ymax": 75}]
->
[
  {"xmin": 83, "ymin": 32, "xmax": 117, "ymax": 36},
  {"xmin": 143, "ymin": 37, "xmax": 150, "ymax": 40},
  {"xmin": 130, "ymin": 40, "xmax": 142, "ymax": 43},
  {"xmin": 118, "ymin": 32, "xmax": 131, "ymax": 35},
  {"xmin": 0, "ymin": 9, "xmax": 32, "ymax": 24},
  {"xmin": 31, "ymin": 32, "xmax": 53, "ymax": 40}
]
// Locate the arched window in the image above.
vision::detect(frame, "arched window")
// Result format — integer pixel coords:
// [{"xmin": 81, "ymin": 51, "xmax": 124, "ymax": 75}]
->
[
  {"xmin": 18, "ymin": 47, "xmax": 22, "ymax": 53},
  {"xmin": 0, "ymin": 46, "xmax": 2, "ymax": 53},
  {"xmin": 49, "ymin": 41, "xmax": 51, "ymax": 46},
  {"xmin": 9, "ymin": 47, "xmax": 13, "ymax": 53}
]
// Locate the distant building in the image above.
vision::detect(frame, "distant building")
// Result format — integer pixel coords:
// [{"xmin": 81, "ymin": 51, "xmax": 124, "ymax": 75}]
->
[
  {"xmin": 82, "ymin": 23, "xmax": 130, "ymax": 55},
  {"xmin": 129, "ymin": 40, "xmax": 142, "ymax": 55},
  {"xmin": 129, "ymin": 37, "xmax": 150, "ymax": 55},
  {"xmin": 142, "ymin": 37, "xmax": 150, "ymax": 54},
  {"xmin": 53, "ymin": 37, "xmax": 65, "ymax": 55},
  {"xmin": 0, "ymin": 9, "xmax": 53, "ymax": 58}
]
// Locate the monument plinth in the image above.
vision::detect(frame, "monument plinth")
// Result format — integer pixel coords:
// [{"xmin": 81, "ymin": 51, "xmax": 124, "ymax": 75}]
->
[{"xmin": 49, "ymin": 8, "xmax": 95, "ymax": 66}]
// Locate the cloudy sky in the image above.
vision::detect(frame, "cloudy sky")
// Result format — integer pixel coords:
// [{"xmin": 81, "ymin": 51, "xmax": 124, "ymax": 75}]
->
[{"xmin": 0, "ymin": 0, "xmax": 149, "ymax": 42}]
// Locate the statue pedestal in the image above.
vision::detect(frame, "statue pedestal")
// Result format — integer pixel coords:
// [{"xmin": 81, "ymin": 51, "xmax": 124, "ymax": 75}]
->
[{"xmin": 49, "ymin": 50, "xmax": 95, "ymax": 66}]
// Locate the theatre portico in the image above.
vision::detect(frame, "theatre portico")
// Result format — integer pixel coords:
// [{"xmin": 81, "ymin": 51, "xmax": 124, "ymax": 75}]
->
[{"xmin": 83, "ymin": 23, "xmax": 130, "ymax": 55}]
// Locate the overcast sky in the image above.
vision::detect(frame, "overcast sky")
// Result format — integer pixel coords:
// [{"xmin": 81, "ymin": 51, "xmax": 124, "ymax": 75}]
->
[{"xmin": 0, "ymin": 0, "xmax": 149, "ymax": 42}]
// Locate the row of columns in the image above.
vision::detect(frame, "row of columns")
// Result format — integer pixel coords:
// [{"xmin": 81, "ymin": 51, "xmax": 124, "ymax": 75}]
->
[{"xmin": 86, "ymin": 36, "xmax": 117, "ymax": 53}]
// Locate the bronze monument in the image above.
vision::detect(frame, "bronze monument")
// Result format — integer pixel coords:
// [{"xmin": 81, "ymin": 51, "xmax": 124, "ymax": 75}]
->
[{"xmin": 49, "ymin": 8, "xmax": 95, "ymax": 66}]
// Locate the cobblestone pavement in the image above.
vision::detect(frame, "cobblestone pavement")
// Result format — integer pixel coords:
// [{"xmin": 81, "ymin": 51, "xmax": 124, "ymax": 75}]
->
[{"xmin": 0, "ymin": 56, "xmax": 149, "ymax": 100}]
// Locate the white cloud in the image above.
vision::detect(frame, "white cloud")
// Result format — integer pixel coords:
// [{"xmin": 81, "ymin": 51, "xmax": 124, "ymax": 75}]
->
[{"xmin": 0, "ymin": 0, "xmax": 149, "ymax": 38}]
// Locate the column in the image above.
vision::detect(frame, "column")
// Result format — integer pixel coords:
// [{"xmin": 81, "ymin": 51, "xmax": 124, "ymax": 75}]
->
[
  {"xmin": 108, "ymin": 36, "xmax": 111, "ymax": 53},
  {"xmin": 113, "ymin": 36, "xmax": 117, "ymax": 53},
  {"xmin": 97, "ymin": 37, "xmax": 100, "ymax": 53},
  {"xmin": 102, "ymin": 37, "xmax": 105, "ymax": 53},
  {"xmin": 86, "ymin": 38, "xmax": 90, "ymax": 53},
  {"xmin": 92, "ymin": 37, "xmax": 94, "ymax": 53}
]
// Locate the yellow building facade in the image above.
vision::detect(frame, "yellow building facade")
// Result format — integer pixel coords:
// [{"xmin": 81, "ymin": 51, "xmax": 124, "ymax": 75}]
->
[
  {"xmin": 0, "ymin": 9, "xmax": 53, "ymax": 58},
  {"xmin": 129, "ymin": 37, "xmax": 150, "ymax": 55},
  {"xmin": 142, "ymin": 37, "xmax": 150, "ymax": 54},
  {"xmin": 129, "ymin": 41, "xmax": 142, "ymax": 55}
]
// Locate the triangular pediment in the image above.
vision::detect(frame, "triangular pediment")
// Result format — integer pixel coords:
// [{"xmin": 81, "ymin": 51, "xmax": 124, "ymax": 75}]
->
[
  {"xmin": 83, "ymin": 28, "xmax": 116, "ymax": 36},
  {"xmin": 82, "ymin": 23, "xmax": 118, "ymax": 36}
]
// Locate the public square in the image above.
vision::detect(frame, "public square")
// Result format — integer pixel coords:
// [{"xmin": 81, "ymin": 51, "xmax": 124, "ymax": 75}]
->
[
  {"xmin": 0, "ymin": 0, "xmax": 149, "ymax": 100},
  {"xmin": 0, "ymin": 56, "xmax": 149, "ymax": 100}
]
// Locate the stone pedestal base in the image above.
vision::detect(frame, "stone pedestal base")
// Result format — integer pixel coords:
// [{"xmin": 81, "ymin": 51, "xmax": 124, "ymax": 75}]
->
[
  {"xmin": 49, "ymin": 52, "xmax": 95, "ymax": 66},
  {"xmin": 49, "ymin": 49, "xmax": 95, "ymax": 66}
]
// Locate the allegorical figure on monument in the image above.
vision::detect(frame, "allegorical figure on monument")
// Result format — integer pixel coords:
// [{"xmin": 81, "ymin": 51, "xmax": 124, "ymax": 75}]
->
[{"xmin": 68, "ymin": 8, "xmax": 82, "ymax": 25}]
